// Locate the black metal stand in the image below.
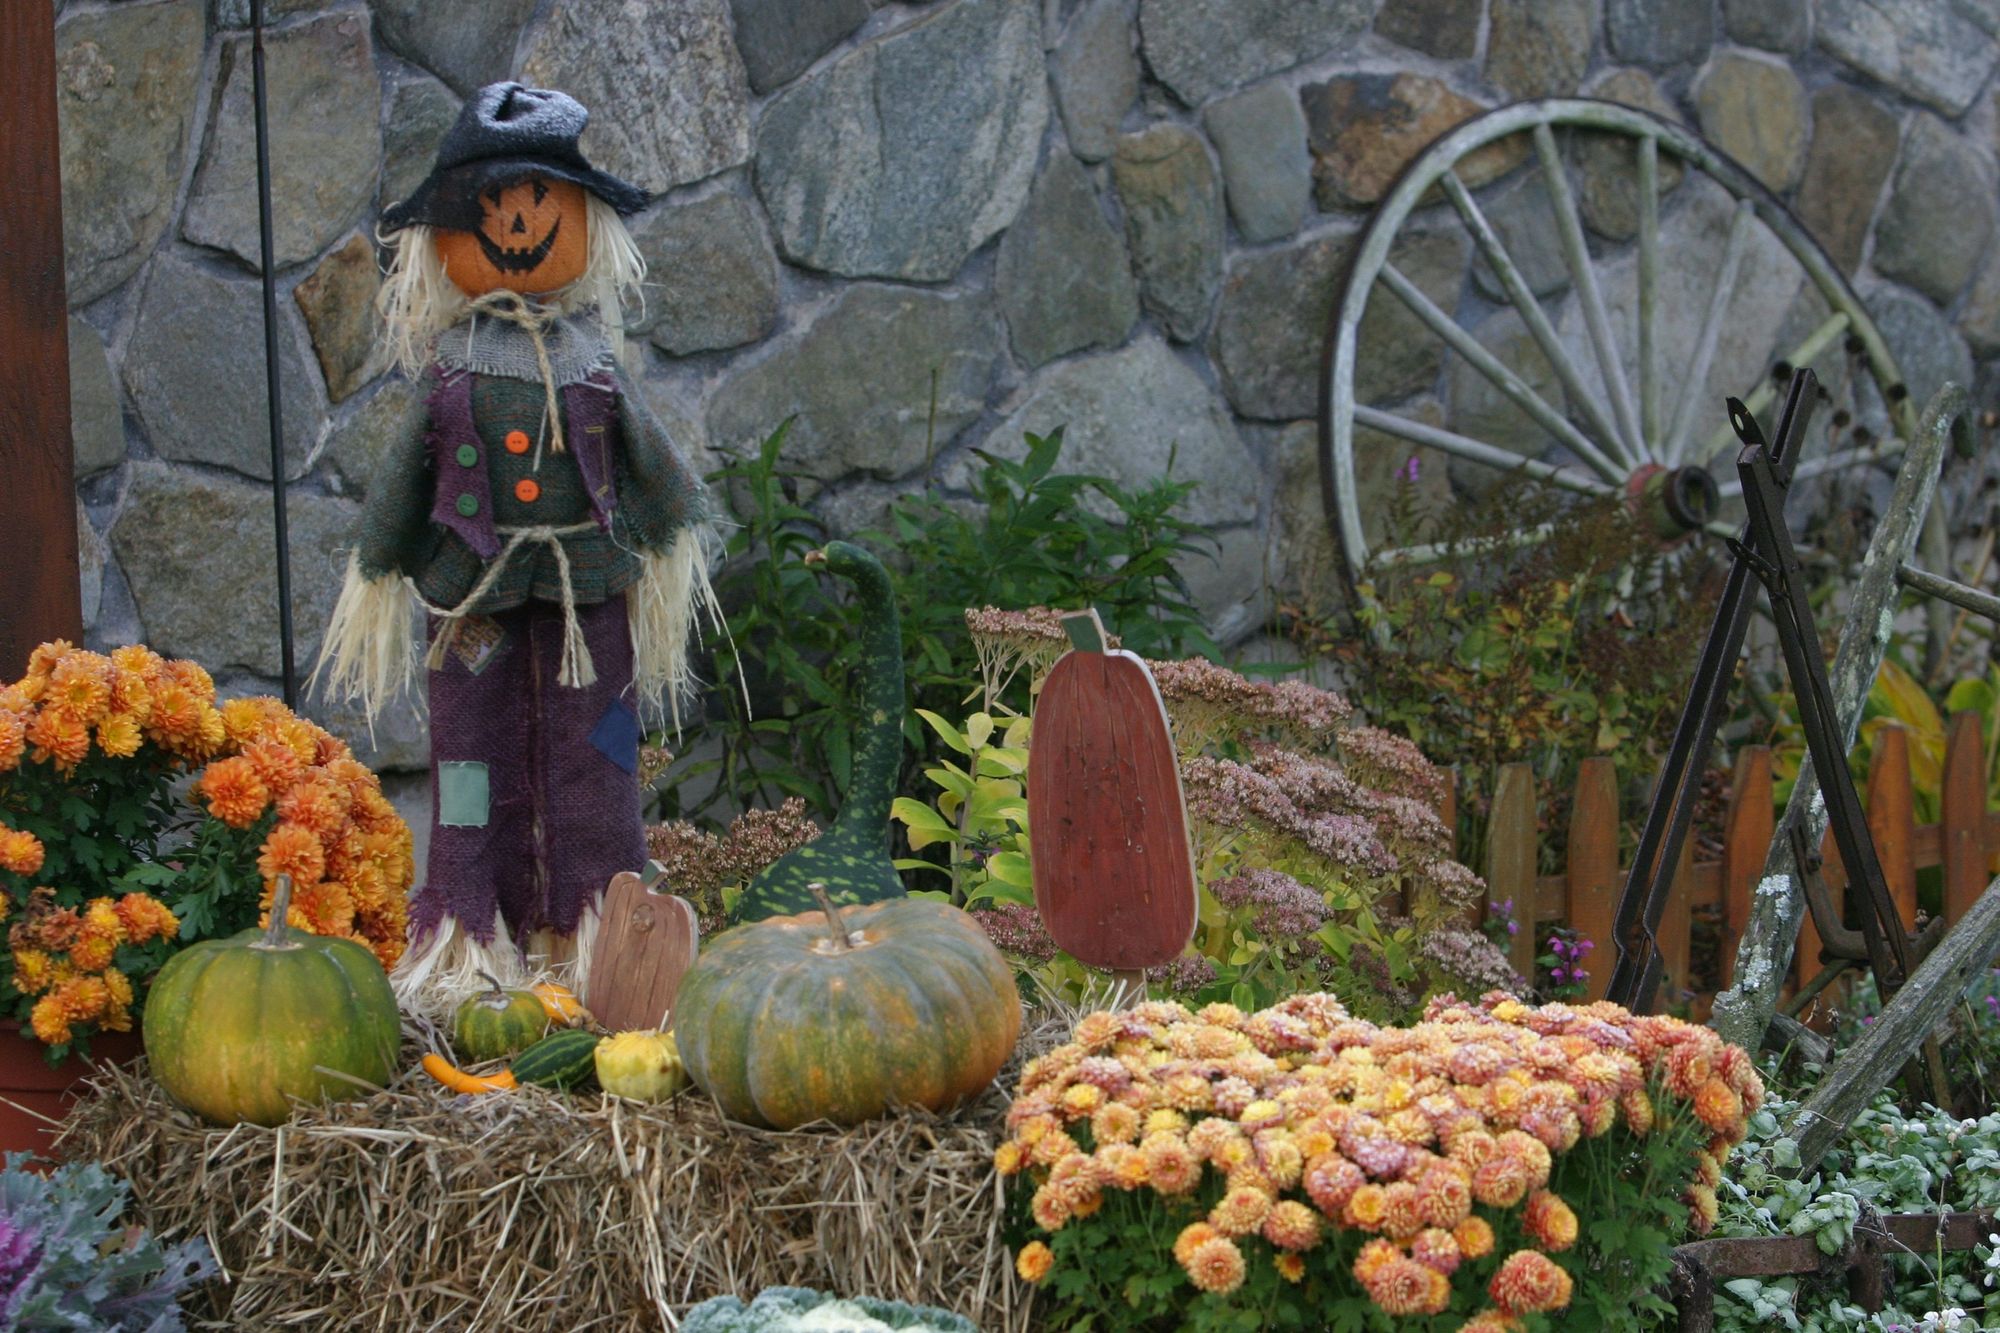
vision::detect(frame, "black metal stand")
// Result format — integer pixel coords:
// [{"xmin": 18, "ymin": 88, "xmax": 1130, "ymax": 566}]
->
[{"xmin": 1605, "ymin": 370, "xmax": 1918, "ymax": 1020}]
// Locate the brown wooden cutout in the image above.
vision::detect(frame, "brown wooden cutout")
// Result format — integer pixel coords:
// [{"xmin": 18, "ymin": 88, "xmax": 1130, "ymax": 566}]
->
[
  {"xmin": 584, "ymin": 861, "xmax": 700, "ymax": 1032},
  {"xmin": 1028, "ymin": 609, "xmax": 1198, "ymax": 973}
]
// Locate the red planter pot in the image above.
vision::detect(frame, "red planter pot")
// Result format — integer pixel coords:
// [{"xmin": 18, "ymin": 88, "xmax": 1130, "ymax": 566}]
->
[{"xmin": 0, "ymin": 1022, "xmax": 142, "ymax": 1158}]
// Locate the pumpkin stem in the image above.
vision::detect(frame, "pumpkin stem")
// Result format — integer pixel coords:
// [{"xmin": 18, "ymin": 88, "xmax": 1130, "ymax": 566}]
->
[
  {"xmin": 806, "ymin": 882, "xmax": 853, "ymax": 952},
  {"xmin": 255, "ymin": 874, "xmax": 301, "ymax": 951},
  {"xmin": 476, "ymin": 969, "xmax": 507, "ymax": 1001},
  {"xmin": 1061, "ymin": 608, "xmax": 1109, "ymax": 654}
]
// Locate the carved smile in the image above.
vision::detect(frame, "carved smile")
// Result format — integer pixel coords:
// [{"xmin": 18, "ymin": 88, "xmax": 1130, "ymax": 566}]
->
[{"xmin": 474, "ymin": 216, "xmax": 561, "ymax": 273}]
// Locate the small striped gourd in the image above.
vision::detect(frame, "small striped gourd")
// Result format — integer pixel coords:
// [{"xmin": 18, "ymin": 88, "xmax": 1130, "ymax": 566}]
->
[
  {"xmin": 452, "ymin": 973, "xmax": 549, "ymax": 1062},
  {"xmin": 510, "ymin": 1028, "xmax": 603, "ymax": 1089}
]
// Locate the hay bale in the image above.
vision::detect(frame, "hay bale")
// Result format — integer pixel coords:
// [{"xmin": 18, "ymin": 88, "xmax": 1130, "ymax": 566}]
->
[{"xmin": 57, "ymin": 1027, "xmax": 1055, "ymax": 1332}]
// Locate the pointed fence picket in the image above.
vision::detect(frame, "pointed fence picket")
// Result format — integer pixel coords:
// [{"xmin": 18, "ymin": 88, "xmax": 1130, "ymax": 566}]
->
[{"xmin": 1456, "ymin": 712, "xmax": 2000, "ymax": 1013}]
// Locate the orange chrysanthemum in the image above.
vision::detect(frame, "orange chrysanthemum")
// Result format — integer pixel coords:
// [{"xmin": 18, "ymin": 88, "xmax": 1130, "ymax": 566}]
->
[
  {"xmin": 1208, "ymin": 1185, "xmax": 1272, "ymax": 1238},
  {"xmin": 276, "ymin": 776, "xmax": 349, "ymax": 839},
  {"xmin": 46, "ymin": 652, "xmax": 112, "ymax": 726},
  {"xmin": 10, "ymin": 948, "xmax": 53, "ymax": 996},
  {"xmin": 199, "ymin": 756, "xmax": 271, "ymax": 829},
  {"xmin": 29, "ymin": 992, "xmax": 71, "ymax": 1045},
  {"xmin": 95, "ymin": 712, "xmax": 143, "ymax": 759},
  {"xmin": 0, "ymin": 827, "xmax": 46, "ymax": 877},
  {"xmin": 1453, "ymin": 1215, "xmax": 1496, "ymax": 1261},
  {"xmin": 113, "ymin": 892, "xmax": 179, "ymax": 945},
  {"xmin": 1262, "ymin": 1200, "xmax": 1320, "ymax": 1252},
  {"xmin": 1015, "ymin": 1241, "xmax": 1054, "ymax": 1283},
  {"xmin": 1173, "ymin": 1222, "xmax": 1220, "ymax": 1268},
  {"xmin": 1140, "ymin": 1132, "xmax": 1201, "ymax": 1195},
  {"xmin": 1693, "ymin": 1077, "xmax": 1743, "ymax": 1133},
  {"xmin": 1363, "ymin": 1255, "xmax": 1448, "ymax": 1316},
  {"xmin": 1344, "ymin": 1183, "xmax": 1388, "ymax": 1231},
  {"xmin": 257, "ymin": 822, "xmax": 326, "ymax": 890},
  {"xmin": 1524, "ymin": 1189, "xmax": 1579, "ymax": 1252},
  {"xmin": 0, "ymin": 710, "xmax": 25, "ymax": 772},
  {"xmin": 1182, "ymin": 1236, "xmax": 1246, "ymax": 1295},
  {"xmin": 1410, "ymin": 1227, "xmax": 1461, "ymax": 1275},
  {"xmin": 29, "ymin": 710, "xmax": 90, "ymax": 771},
  {"xmin": 1274, "ymin": 1252, "xmax": 1306, "ymax": 1283},
  {"xmin": 1489, "ymin": 1249, "xmax": 1573, "ymax": 1316}
]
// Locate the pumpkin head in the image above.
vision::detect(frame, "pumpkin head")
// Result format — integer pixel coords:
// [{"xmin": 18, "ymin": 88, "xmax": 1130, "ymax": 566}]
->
[{"xmin": 436, "ymin": 174, "xmax": 590, "ymax": 299}]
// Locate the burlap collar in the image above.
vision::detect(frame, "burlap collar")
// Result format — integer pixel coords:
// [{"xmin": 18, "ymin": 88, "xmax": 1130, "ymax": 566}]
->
[{"xmin": 433, "ymin": 310, "xmax": 614, "ymax": 387}]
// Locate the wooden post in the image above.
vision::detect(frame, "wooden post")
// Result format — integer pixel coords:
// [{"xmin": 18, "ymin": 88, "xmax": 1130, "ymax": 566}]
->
[
  {"xmin": 1566, "ymin": 758, "xmax": 1619, "ymax": 1002},
  {"xmin": 1718, "ymin": 747, "xmax": 1773, "ymax": 992},
  {"xmin": 0, "ymin": 5, "xmax": 79, "ymax": 670},
  {"xmin": 1488, "ymin": 763, "xmax": 1539, "ymax": 984},
  {"xmin": 1941, "ymin": 711, "xmax": 1985, "ymax": 925},
  {"xmin": 1865, "ymin": 725, "xmax": 1918, "ymax": 931},
  {"xmin": 1789, "ymin": 875, "xmax": 2000, "ymax": 1173}
]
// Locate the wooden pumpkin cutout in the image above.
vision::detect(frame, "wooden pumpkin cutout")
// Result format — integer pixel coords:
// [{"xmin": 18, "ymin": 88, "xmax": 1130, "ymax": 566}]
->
[
  {"xmin": 1028, "ymin": 609, "xmax": 1198, "ymax": 986},
  {"xmin": 436, "ymin": 174, "xmax": 590, "ymax": 298},
  {"xmin": 584, "ymin": 861, "xmax": 700, "ymax": 1032}
]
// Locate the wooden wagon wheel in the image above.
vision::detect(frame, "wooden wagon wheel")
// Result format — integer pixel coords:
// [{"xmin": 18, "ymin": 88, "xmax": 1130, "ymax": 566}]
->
[{"xmin": 1319, "ymin": 98, "xmax": 1926, "ymax": 592}]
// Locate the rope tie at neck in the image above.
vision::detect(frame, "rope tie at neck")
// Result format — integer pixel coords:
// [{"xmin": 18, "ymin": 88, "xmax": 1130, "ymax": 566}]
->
[{"xmin": 466, "ymin": 290, "xmax": 567, "ymax": 455}]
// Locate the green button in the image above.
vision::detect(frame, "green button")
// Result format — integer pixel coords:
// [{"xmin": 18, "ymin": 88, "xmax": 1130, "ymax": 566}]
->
[
  {"xmin": 455, "ymin": 493, "xmax": 479, "ymax": 517},
  {"xmin": 456, "ymin": 444, "xmax": 479, "ymax": 468}
]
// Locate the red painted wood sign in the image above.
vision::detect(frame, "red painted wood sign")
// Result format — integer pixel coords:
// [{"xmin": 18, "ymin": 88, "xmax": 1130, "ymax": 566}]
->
[{"xmin": 1028, "ymin": 609, "xmax": 1198, "ymax": 973}]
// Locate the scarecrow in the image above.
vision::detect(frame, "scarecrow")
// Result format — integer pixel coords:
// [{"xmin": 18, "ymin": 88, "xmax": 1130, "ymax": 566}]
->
[{"xmin": 316, "ymin": 82, "xmax": 714, "ymax": 1010}]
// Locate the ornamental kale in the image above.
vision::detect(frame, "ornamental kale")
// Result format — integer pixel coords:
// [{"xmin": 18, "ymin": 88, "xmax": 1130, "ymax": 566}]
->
[
  {"xmin": 680, "ymin": 1285, "xmax": 975, "ymax": 1332},
  {"xmin": 0, "ymin": 1153, "xmax": 214, "ymax": 1331}
]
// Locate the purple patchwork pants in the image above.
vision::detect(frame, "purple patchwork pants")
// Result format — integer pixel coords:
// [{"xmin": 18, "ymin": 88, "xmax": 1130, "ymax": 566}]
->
[{"xmin": 407, "ymin": 595, "xmax": 645, "ymax": 944}]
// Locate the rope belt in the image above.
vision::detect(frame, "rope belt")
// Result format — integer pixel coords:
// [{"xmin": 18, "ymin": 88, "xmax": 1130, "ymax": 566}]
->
[
  {"xmin": 417, "ymin": 521, "xmax": 600, "ymax": 687},
  {"xmin": 464, "ymin": 289, "xmax": 568, "ymax": 455}
]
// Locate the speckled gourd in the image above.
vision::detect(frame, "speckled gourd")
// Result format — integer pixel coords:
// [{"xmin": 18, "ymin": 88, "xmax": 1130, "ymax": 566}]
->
[{"xmin": 730, "ymin": 541, "xmax": 908, "ymax": 923}]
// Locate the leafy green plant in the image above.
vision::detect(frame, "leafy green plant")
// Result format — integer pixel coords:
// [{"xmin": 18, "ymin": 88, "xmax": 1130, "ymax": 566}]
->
[
  {"xmin": 0, "ymin": 1153, "xmax": 215, "ymax": 1329},
  {"xmin": 1294, "ymin": 482, "xmax": 1717, "ymax": 877},
  {"xmin": 892, "ymin": 710, "xmax": 1033, "ymax": 911},
  {"xmin": 660, "ymin": 425, "xmax": 1218, "ymax": 827}
]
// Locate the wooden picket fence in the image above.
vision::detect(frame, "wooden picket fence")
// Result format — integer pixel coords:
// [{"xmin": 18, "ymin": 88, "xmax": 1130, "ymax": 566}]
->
[{"xmin": 1453, "ymin": 711, "xmax": 2000, "ymax": 1013}]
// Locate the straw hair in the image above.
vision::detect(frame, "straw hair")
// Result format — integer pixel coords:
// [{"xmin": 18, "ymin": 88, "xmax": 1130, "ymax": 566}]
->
[
  {"xmin": 390, "ymin": 909, "xmax": 527, "ymax": 1020},
  {"xmin": 377, "ymin": 192, "xmax": 647, "ymax": 377},
  {"xmin": 58, "ymin": 1013, "xmax": 1068, "ymax": 1332},
  {"xmin": 311, "ymin": 554, "xmax": 419, "ymax": 725},
  {"xmin": 627, "ymin": 529, "xmax": 724, "ymax": 733}
]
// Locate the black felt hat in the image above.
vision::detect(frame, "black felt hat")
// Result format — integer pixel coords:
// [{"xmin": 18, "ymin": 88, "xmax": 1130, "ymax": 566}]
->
[{"xmin": 380, "ymin": 82, "xmax": 651, "ymax": 234}]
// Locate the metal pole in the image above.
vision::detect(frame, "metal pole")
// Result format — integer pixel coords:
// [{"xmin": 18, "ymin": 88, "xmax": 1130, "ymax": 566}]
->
[{"xmin": 251, "ymin": 0, "xmax": 297, "ymax": 706}]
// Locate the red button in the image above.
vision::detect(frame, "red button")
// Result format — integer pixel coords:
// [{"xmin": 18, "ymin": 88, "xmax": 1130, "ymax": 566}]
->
[
  {"xmin": 504, "ymin": 430, "xmax": 531, "ymax": 455},
  {"xmin": 514, "ymin": 478, "xmax": 541, "ymax": 503}
]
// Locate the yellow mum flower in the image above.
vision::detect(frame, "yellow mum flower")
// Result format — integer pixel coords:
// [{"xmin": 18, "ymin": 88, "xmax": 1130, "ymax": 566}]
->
[
  {"xmin": 993, "ymin": 1142, "xmax": 1025, "ymax": 1176},
  {"xmin": 94, "ymin": 711, "xmax": 143, "ymax": 759},
  {"xmin": 10, "ymin": 948, "xmax": 54, "ymax": 995},
  {"xmin": 1208, "ymin": 1184, "xmax": 1273, "ymax": 1238},
  {"xmin": 1144, "ymin": 1107, "xmax": 1189, "ymax": 1138},
  {"xmin": 1060, "ymin": 1082, "xmax": 1104, "ymax": 1117},
  {"xmin": 1014, "ymin": 1241, "xmax": 1054, "ymax": 1283}
]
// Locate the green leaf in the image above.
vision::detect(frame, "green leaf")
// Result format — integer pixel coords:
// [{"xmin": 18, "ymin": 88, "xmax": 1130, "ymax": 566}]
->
[
  {"xmin": 913, "ymin": 709, "xmax": 970, "ymax": 755},
  {"xmin": 892, "ymin": 798, "xmax": 958, "ymax": 850},
  {"xmin": 986, "ymin": 851, "xmax": 1034, "ymax": 888}
]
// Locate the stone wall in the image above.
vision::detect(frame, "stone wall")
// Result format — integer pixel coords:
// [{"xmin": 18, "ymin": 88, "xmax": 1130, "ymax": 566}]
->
[{"xmin": 56, "ymin": 0, "xmax": 2000, "ymax": 779}]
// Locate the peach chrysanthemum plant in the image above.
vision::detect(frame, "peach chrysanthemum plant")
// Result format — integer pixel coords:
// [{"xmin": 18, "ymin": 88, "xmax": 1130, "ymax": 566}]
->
[
  {"xmin": 1002, "ymin": 991, "xmax": 1760, "ymax": 1331},
  {"xmin": 0, "ymin": 641, "xmax": 411, "ymax": 1061}
]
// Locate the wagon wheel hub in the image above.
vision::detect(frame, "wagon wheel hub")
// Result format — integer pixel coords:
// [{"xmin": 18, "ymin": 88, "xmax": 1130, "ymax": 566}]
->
[{"xmin": 1624, "ymin": 464, "xmax": 1721, "ymax": 545}]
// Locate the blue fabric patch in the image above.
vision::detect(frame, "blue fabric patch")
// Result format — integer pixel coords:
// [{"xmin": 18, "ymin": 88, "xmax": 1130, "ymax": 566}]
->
[
  {"xmin": 590, "ymin": 698, "xmax": 640, "ymax": 774},
  {"xmin": 437, "ymin": 762, "xmax": 490, "ymax": 827}
]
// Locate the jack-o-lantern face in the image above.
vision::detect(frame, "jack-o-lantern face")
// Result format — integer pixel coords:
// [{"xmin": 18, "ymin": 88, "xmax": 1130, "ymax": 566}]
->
[{"xmin": 437, "ymin": 175, "xmax": 590, "ymax": 299}]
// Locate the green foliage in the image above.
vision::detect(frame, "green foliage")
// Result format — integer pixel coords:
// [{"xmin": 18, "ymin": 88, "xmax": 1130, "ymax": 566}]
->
[
  {"xmin": 892, "ymin": 710, "xmax": 1033, "ymax": 911},
  {"xmin": 1709, "ymin": 1062, "xmax": 2000, "ymax": 1332},
  {"xmin": 1298, "ymin": 483, "xmax": 1715, "ymax": 874},
  {"xmin": 663, "ymin": 425, "xmax": 1217, "ymax": 826},
  {"xmin": 0, "ymin": 1153, "xmax": 215, "ymax": 1328}
]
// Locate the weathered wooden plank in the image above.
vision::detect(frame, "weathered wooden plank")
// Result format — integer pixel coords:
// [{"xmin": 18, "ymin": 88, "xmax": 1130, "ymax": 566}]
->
[
  {"xmin": 1712, "ymin": 386, "xmax": 1966, "ymax": 1054},
  {"xmin": 1488, "ymin": 763, "xmax": 1539, "ymax": 984},
  {"xmin": 0, "ymin": 4, "xmax": 79, "ymax": 670},
  {"xmin": 1794, "ymin": 827, "xmax": 1838, "ymax": 996},
  {"xmin": 1789, "ymin": 874, "xmax": 2000, "ymax": 1172},
  {"xmin": 1866, "ymin": 725, "xmax": 1918, "ymax": 929},
  {"xmin": 1941, "ymin": 710, "xmax": 1985, "ymax": 924},
  {"xmin": 1566, "ymin": 758, "xmax": 1619, "ymax": 1002},
  {"xmin": 584, "ymin": 869, "xmax": 700, "ymax": 1033},
  {"xmin": 1719, "ymin": 748, "xmax": 1773, "ymax": 991},
  {"xmin": 1029, "ymin": 612, "xmax": 1198, "ymax": 974}
]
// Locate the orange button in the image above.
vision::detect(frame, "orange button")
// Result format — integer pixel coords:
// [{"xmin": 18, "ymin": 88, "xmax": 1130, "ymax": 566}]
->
[
  {"xmin": 504, "ymin": 430, "xmax": 531, "ymax": 455},
  {"xmin": 514, "ymin": 478, "xmax": 541, "ymax": 503}
]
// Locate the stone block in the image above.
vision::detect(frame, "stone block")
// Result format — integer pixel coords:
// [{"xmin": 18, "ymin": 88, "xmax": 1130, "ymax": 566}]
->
[
  {"xmin": 293, "ymin": 234, "xmax": 389, "ymax": 404},
  {"xmin": 1203, "ymin": 80, "xmax": 1312, "ymax": 245},
  {"xmin": 1693, "ymin": 51, "xmax": 1808, "ymax": 193},
  {"xmin": 995, "ymin": 152, "xmax": 1139, "ymax": 368},
  {"xmin": 1794, "ymin": 83, "xmax": 1900, "ymax": 275},
  {"xmin": 631, "ymin": 193, "xmax": 782, "ymax": 357},
  {"xmin": 1052, "ymin": 0, "xmax": 1138, "ymax": 162},
  {"xmin": 1111, "ymin": 125, "xmax": 1224, "ymax": 342},
  {"xmin": 1873, "ymin": 114, "xmax": 1997, "ymax": 307}
]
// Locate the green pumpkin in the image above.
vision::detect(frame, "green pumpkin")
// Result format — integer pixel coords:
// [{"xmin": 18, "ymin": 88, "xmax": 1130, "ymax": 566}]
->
[
  {"xmin": 678, "ymin": 886, "xmax": 1021, "ymax": 1130},
  {"xmin": 143, "ymin": 876, "xmax": 400, "ymax": 1127},
  {"xmin": 732, "ymin": 542, "xmax": 908, "ymax": 923},
  {"xmin": 452, "ymin": 973, "xmax": 549, "ymax": 1063},
  {"xmin": 511, "ymin": 1028, "xmax": 603, "ymax": 1089}
]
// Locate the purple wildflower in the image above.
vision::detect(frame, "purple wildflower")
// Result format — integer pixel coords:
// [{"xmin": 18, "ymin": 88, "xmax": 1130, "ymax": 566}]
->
[{"xmin": 1400, "ymin": 455, "xmax": 1421, "ymax": 483}]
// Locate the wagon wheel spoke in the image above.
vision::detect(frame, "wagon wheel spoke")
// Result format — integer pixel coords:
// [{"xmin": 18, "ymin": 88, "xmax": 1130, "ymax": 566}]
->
[
  {"xmin": 1716, "ymin": 440, "xmax": 1906, "ymax": 499},
  {"xmin": 1662, "ymin": 200, "xmax": 1756, "ymax": 466},
  {"xmin": 1638, "ymin": 134, "xmax": 1661, "ymax": 450},
  {"xmin": 1535, "ymin": 123, "xmax": 1644, "ymax": 465},
  {"xmin": 1379, "ymin": 263, "xmax": 1625, "ymax": 483},
  {"xmin": 1438, "ymin": 169, "xmax": 1632, "ymax": 472},
  {"xmin": 1372, "ymin": 524, "xmax": 1562, "ymax": 569},
  {"xmin": 1695, "ymin": 312, "xmax": 1854, "ymax": 466},
  {"xmin": 1354, "ymin": 404, "xmax": 1613, "ymax": 498}
]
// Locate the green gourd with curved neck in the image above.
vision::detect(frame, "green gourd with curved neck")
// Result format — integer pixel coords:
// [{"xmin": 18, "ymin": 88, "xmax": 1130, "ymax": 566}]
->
[{"xmin": 730, "ymin": 541, "xmax": 908, "ymax": 923}]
